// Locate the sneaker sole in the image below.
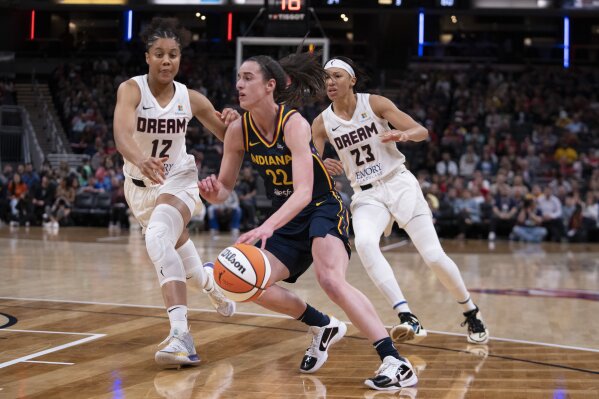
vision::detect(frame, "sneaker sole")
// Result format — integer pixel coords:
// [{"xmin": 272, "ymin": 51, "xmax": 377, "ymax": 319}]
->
[
  {"xmin": 467, "ymin": 332, "xmax": 489, "ymax": 344},
  {"xmin": 155, "ymin": 352, "xmax": 201, "ymax": 368},
  {"xmin": 390, "ymin": 326, "xmax": 428, "ymax": 343},
  {"xmin": 363, "ymin": 373, "xmax": 418, "ymax": 391},
  {"xmin": 299, "ymin": 322, "xmax": 348, "ymax": 374}
]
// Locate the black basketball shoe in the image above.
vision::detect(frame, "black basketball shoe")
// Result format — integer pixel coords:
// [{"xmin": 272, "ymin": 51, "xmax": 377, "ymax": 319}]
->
[
  {"xmin": 300, "ymin": 316, "xmax": 347, "ymax": 373},
  {"xmin": 461, "ymin": 306, "xmax": 489, "ymax": 344},
  {"xmin": 390, "ymin": 312, "xmax": 427, "ymax": 343}
]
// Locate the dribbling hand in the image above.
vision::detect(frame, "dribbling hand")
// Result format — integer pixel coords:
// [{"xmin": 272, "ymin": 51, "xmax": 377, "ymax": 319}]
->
[
  {"xmin": 138, "ymin": 156, "xmax": 168, "ymax": 184},
  {"xmin": 236, "ymin": 224, "xmax": 274, "ymax": 250}
]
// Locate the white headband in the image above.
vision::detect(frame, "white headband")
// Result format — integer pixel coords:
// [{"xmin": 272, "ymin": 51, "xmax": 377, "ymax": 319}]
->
[{"xmin": 324, "ymin": 59, "xmax": 355, "ymax": 78}]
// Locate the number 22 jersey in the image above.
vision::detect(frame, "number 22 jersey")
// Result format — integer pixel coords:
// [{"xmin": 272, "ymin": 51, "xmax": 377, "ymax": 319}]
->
[{"xmin": 241, "ymin": 104, "xmax": 334, "ymax": 209}]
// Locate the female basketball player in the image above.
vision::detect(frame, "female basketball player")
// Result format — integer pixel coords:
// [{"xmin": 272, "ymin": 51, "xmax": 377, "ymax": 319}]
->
[
  {"xmin": 113, "ymin": 18, "xmax": 237, "ymax": 368},
  {"xmin": 199, "ymin": 52, "xmax": 417, "ymax": 391},
  {"xmin": 312, "ymin": 56, "xmax": 489, "ymax": 345}
]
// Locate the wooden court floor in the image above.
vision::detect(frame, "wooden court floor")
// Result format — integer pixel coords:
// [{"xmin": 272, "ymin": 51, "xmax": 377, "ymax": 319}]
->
[{"xmin": 0, "ymin": 226, "xmax": 598, "ymax": 398}]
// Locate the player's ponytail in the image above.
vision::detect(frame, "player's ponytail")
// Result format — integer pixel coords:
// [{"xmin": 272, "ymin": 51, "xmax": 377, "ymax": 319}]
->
[{"xmin": 248, "ymin": 52, "xmax": 327, "ymax": 108}]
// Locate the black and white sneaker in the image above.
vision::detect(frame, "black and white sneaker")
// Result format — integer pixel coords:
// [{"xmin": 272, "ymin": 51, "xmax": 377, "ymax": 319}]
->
[
  {"xmin": 461, "ymin": 306, "xmax": 489, "ymax": 344},
  {"xmin": 364, "ymin": 356, "xmax": 418, "ymax": 391},
  {"xmin": 300, "ymin": 316, "xmax": 347, "ymax": 373},
  {"xmin": 390, "ymin": 312, "xmax": 427, "ymax": 343}
]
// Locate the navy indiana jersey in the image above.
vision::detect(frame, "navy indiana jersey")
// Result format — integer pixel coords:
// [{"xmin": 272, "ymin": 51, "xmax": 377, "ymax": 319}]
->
[{"xmin": 241, "ymin": 104, "xmax": 334, "ymax": 209}]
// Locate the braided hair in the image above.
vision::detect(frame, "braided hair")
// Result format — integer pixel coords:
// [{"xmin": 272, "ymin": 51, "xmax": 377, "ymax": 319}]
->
[
  {"xmin": 140, "ymin": 17, "xmax": 190, "ymax": 51},
  {"xmin": 247, "ymin": 52, "xmax": 327, "ymax": 108}
]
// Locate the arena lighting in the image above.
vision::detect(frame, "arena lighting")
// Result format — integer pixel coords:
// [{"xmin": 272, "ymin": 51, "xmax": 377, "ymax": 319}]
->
[
  {"xmin": 418, "ymin": 9, "xmax": 424, "ymax": 57},
  {"xmin": 125, "ymin": 9, "xmax": 132, "ymax": 42},
  {"xmin": 227, "ymin": 12, "xmax": 233, "ymax": 42},
  {"xmin": 563, "ymin": 16, "xmax": 570, "ymax": 68},
  {"xmin": 30, "ymin": 10, "xmax": 35, "ymax": 40}
]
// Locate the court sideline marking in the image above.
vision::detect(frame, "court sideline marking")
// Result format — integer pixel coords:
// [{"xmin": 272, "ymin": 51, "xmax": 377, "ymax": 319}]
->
[
  {"xmin": 0, "ymin": 329, "xmax": 106, "ymax": 369},
  {"xmin": 1, "ymin": 296, "xmax": 598, "ymax": 354}
]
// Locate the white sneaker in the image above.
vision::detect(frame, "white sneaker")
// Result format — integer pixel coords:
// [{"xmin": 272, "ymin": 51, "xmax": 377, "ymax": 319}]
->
[
  {"xmin": 300, "ymin": 316, "xmax": 347, "ymax": 373},
  {"xmin": 155, "ymin": 329, "xmax": 201, "ymax": 368},
  {"xmin": 488, "ymin": 231, "xmax": 496, "ymax": 241},
  {"xmin": 461, "ymin": 306, "xmax": 489, "ymax": 344},
  {"xmin": 203, "ymin": 262, "xmax": 236, "ymax": 317},
  {"xmin": 390, "ymin": 312, "xmax": 427, "ymax": 343},
  {"xmin": 364, "ymin": 356, "xmax": 418, "ymax": 391}
]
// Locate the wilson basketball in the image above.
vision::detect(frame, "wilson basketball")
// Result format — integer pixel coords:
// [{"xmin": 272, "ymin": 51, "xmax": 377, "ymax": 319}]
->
[{"xmin": 213, "ymin": 244, "xmax": 271, "ymax": 302}]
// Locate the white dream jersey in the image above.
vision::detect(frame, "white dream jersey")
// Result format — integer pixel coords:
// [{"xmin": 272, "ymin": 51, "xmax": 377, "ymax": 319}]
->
[
  {"xmin": 322, "ymin": 93, "xmax": 406, "ymax": 190},
  {"xmin": 124, "ymin": 75, "xmax": 194, "ymax": 181}
]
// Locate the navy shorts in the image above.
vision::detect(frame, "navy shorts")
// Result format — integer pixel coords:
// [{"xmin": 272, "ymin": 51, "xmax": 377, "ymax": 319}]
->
[{"xmin": 257, "ymin": 191, "xmax": 351, "ymax": 283}]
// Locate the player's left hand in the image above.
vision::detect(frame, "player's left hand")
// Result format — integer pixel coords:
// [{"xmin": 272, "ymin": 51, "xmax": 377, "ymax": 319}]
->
[
  {"xmin": 236, "ymin": 224, "xmax": 274, "ymax": 250},
  {"xmin": 323, "ymin": 158, "xmax": 344, "ymax": 176},
  {"xmin": 216, "ymin": 108, "xmax": 241, "ymax": 126},
  {"xmin": 381, "ymin": 130, "xmax": 410, "ymax": 143}
]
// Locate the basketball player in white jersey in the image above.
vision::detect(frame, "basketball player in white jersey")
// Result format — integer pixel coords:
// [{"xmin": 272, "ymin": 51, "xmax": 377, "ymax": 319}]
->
[
  {"xmin": 113, "ymin": 18, "xmax": 237, "ymax": 368},
  {"xmin": 312, "ymin": 56, "xmax": 489, "ymax": 345}
]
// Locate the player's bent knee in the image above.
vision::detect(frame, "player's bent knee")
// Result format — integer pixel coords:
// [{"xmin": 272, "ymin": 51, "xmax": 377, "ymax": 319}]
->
[
  {"xmin": 422, "ymin": 248, "xmax": 446, "ymax": 267},
  {"xmin": 315, "ymin": 272, "xmax": 344, "ymax": 300},
  {"xmin": 146, "ymin": 222, "xmax": 169, "ymax": 265},
  {"xmin": 145, "ymin": 219, "xmax": 186, "ymax": 286},
  {"xmin": 354, "ymin": 236, "xmax": 380, "ymax": 255}
]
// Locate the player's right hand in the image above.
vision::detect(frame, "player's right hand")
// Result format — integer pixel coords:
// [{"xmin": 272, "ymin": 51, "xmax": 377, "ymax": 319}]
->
[
  {"xmin": 138, "ymin": 156, "xmax": 168, "ymax": 184},
  {"xmin": 323, "ymin": 158, "xmax": 344, "ymax": 176}
]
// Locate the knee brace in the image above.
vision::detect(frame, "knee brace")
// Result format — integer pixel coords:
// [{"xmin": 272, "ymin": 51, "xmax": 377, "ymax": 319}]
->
[{"xmin": 146, "ymin": 204, "xmax": 186, "ymax": 286}]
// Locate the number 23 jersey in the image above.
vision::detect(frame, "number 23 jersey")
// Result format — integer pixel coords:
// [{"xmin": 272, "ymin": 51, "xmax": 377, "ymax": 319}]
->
[
  {"xmin": 322, "ymin": 93, "xmax": 406, "ymax": 190},
  {"xmin": 124, "ymin": 75, "xmax": 194, "ymax": 180}
]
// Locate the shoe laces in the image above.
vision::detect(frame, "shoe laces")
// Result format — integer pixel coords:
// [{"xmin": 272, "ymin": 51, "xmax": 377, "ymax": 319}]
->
[
  {"xmin": 158, "ymin": 333, "xmax": 186, "ymax": 350},
  {"xmin": 461, "ymin": 310, "xmax": 486, "ymax": 334},
  {"xmin": 399, "ymin": 312, "xmax": 417, "ymax": 325},
  {"xmin": 374, "ymin": 357, "xmax": 400, "ymax": 378},
  {"xmin": 305, "ymin": 325, "xmax": 325, "ymax": 357}
]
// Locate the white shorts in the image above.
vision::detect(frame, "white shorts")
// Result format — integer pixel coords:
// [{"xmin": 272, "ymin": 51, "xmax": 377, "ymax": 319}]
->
[
  {"xmin": 351, "ymin": 168, "xmax": 431, "ymax": 229},
  {"xmin": 124, "ymin": 167, "xmax": 204, "ymax": 233}
]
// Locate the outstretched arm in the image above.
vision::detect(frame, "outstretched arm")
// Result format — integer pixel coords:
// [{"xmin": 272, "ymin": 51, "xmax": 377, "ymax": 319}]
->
[
  {"xmin": 370, "ymin": 94, "xmax": 429, "ymax": 144},
  {"xmin": 189, "ymin": 89, "xmax": 240, "ymax": 142},
  {"xmin": 198, "ymin": 118, "xmax": 245, "ymax": 204}
]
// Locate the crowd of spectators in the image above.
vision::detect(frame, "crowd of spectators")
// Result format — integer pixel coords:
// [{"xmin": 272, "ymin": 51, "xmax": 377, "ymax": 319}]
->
[
  {"xmin": 0, "ymin": 159, "xmax": 128, "ymax": 230},
  {"xmin": 4, "ymin": 56, "xmax": 599, "ymax": 242}
]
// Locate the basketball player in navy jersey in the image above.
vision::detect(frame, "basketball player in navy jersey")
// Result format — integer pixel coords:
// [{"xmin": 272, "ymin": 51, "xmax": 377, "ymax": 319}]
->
[
  {"xmin": 113, "ymin": 18, "xmax": 238, "ymax": 368},
  {"xmin": 312, "ymin": 56, "xmax": 489, "ymax": 348},
  {"xmin": 199, "ymin": 52, "xmax": 417, "ymax": 391}
]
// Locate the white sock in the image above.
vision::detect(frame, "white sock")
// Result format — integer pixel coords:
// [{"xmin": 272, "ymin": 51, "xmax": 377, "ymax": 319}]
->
[
  {"xmin": 167, "ymin": 305, "xmax": 188, "ymax": 335},
  {"xmin": 404, "ymin": 215, "xmax": 476, "ymax": 312},
  {"xmin": 393, "ymin": 300, "xmax": 411, "ymax": 314},
  {"xmin": 176, "ymin": 239, "xmax": 209, "ymax": 291},
  {"xmin": 458, "ymin": 296, "xmax": 477, "ymax": 313}
]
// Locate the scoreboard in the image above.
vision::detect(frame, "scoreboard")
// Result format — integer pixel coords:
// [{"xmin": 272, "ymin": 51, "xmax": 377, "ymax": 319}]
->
[{"xmin": 266, "ymin": 0, "xmax": 307, "ymax": 21}]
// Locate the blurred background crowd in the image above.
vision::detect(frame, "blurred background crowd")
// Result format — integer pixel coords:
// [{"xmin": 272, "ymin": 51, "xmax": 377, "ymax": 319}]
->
[{"xmin": 1, "ymin": 54, "xmax": 597, "ymax": 243}]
